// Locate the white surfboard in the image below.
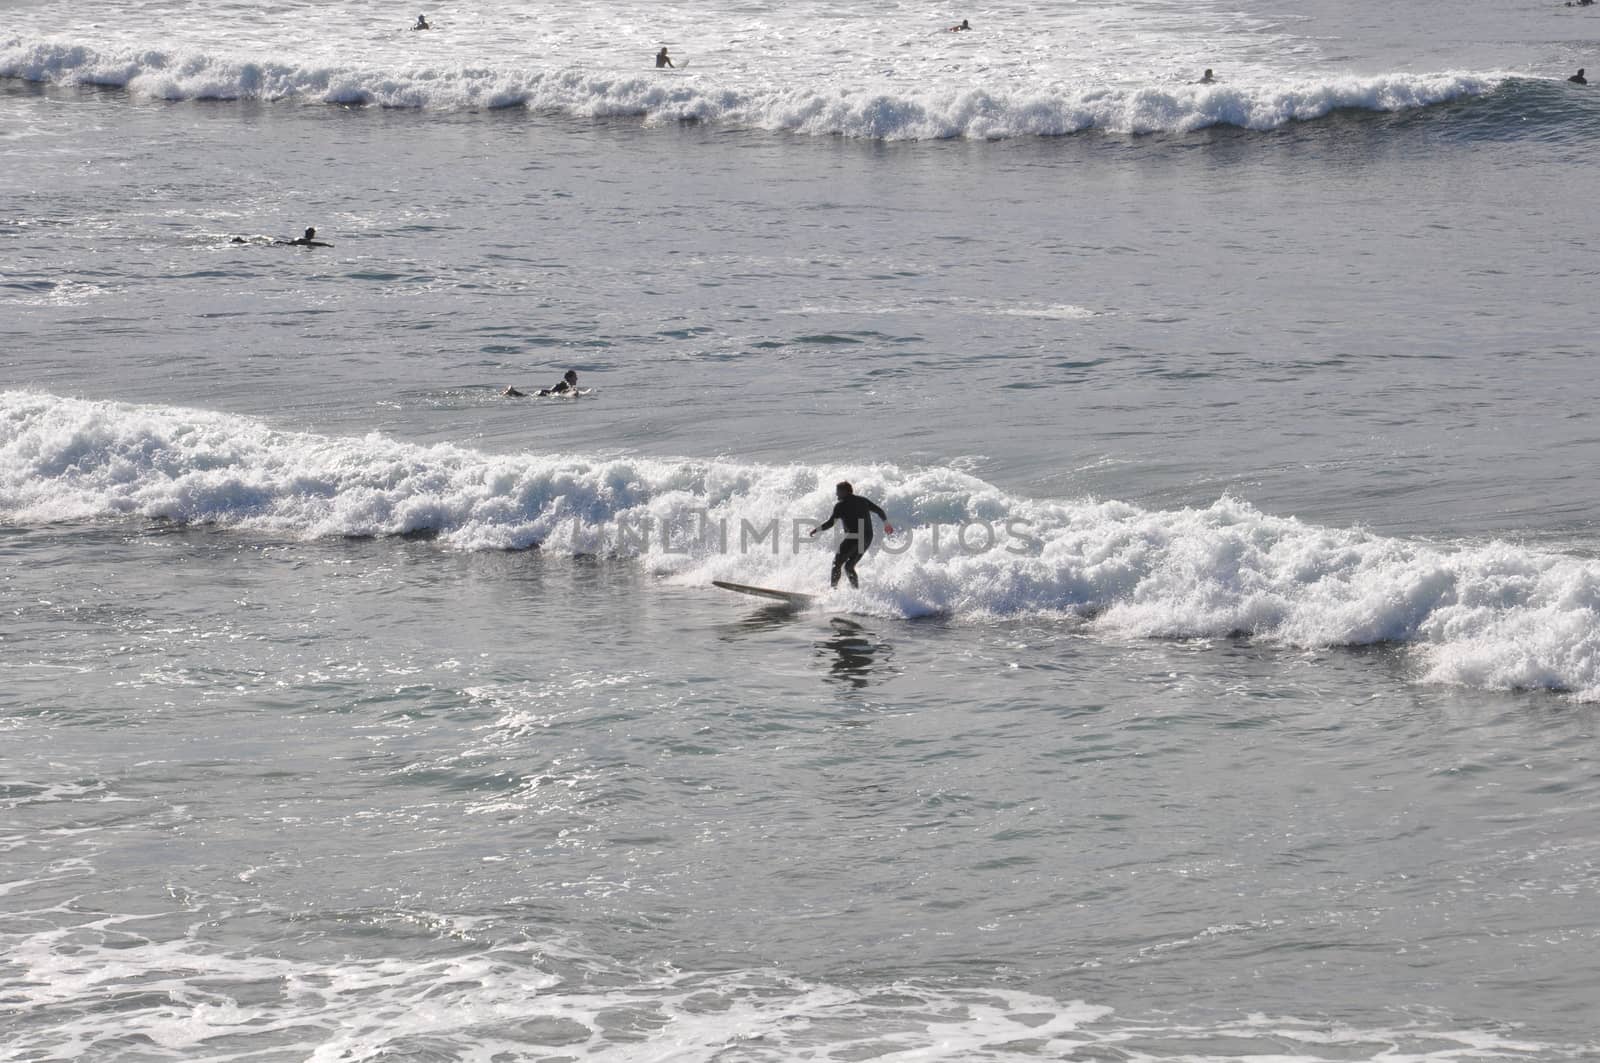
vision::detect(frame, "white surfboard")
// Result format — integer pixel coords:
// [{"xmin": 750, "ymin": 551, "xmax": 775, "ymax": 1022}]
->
[{"xmin": 712, "ymin": 580, "xmax": 816, "ymax": 607}]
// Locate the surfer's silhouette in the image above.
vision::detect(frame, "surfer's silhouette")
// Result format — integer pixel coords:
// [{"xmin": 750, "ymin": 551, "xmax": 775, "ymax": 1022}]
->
[
  {"xmin": 947, "ymin": 18, "xmax": 971, "ymax": 31},
  {"xmin": 656, "ymin": 47, "xmax": 674, "ymax": 68},
  {"xmin": 413, "ymin": 14, "xmax": 430, "ymax": 30},
  {"xmin": 503, "ymin": 369, "xmax": 579, "ymax": 398},
  {"xmin": 822, "ymin": 620, "xmax": 881, "ymax": 689},
  {"xmin": 1569, "ymin": 68, "xmax": 1588, "ymax": 84},
  {"xmin": 275, "ymin": 226, "xmax": 331, "ymax": 247},
  {"xmin": 810, "ymin": 481, "xmax": 893, "ymax": 590},
  {"xmin": 1198, "ymin": 68, "xmax": 1216, "ymax": 83}
]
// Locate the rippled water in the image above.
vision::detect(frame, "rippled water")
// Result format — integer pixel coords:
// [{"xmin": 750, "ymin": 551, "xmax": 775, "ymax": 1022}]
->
[
  {"xmin": 5, "ymin": 0, "xmax": 1600, "ymax": 1057},
  {"xmin": 6, "ymin": 522, "xmax": 1599, "ymax": 1059}
]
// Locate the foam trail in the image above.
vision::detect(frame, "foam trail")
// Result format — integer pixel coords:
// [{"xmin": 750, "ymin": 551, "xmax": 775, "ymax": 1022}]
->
[
  {"xmin": 7, "ymin": 391, "xmax": 1600, "ymax": 698},
  {"xmin": 0, "ymin": 874, "xmax": 1590, "ymax": 1063}
]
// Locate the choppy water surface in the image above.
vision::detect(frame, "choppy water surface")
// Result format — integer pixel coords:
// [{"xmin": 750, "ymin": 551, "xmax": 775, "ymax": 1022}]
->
[
  {"xmin": 6, "ymin": 524, "xmax": 1599, "ymax": 1059},
  {"xmin": 5, "ymin": 0, "xmax": 1600, "ymax": 1057}
]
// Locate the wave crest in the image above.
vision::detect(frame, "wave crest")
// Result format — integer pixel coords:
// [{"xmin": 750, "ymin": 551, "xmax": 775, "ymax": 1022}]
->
[
  {"xmin": 7, "ymin": 392, "xmax": 1600, "ymax": 697},
  {"xmin": 1, "ymin": 37, "xmax": 1502, "ymax": 138}
]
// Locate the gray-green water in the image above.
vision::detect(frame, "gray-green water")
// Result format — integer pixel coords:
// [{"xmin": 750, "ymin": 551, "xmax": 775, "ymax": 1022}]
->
[{"xmin": 6, "ymin": 3, "xmax": 1600, "ymax": 1055}]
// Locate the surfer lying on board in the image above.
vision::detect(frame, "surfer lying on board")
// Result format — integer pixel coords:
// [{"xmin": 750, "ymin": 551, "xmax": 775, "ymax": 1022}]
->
[
  {"xmin": 656, "ymin": 47, "xmax": 674, "ymax": 68},
  {"xmin": 948, "ymin": 19, "xmax": 971, "ymax": 31},
  {"xmin": 809, "ymin": 481, "xmax": 893, "ymax": 589},
  {"xmin": 503, "ymin": 369, "xmax": 578, "ymax": 398},
  {"xmin": 275, "ymin": 226, "xmax": 331, "ymax": 247},
  {"xmin": 1569, "ymin": 68, "xmax": 1588, "ymax": 84}
]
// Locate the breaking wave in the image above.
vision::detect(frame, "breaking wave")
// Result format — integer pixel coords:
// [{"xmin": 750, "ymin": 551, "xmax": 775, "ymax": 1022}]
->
[
  {"xmin": 0, "ymin": 37, "xmax": 1505, "ymax": 139},
  {"xmin": 8, "ymin": 391, "xmax": 1600, "ymax": 697}
]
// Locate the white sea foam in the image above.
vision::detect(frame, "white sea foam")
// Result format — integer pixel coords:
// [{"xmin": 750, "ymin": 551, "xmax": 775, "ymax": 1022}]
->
[
  {"xmin": 0, "ymin": 901, "xmax": 1587, "ymax": 1061},
  {"xmin": 7, "ymin": 391, "xmax": 1600, "ymax": 699},
  {"xmin": 0, "ymin": 0, "xmax": 1505, "ymax": 140},
  {"xmin": 988, "ymin": 303, "xmax": 1100, "ymax": 320}
]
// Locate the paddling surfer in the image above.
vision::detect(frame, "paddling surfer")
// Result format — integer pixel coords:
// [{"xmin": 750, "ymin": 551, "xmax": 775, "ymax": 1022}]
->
[
  {"xmin": 1569, "ymin": 68, "xmax": 1588, "ymax": 84},
  {"xmin": 275, "ymin": 226, "xmax": 331, "ymax": 247},
  {"xmin": 503, "ymin": 369, "xmax": 579, "ymax": 397},
  {"xmin": 809, "ymin": 481, "xmax": 893, "ymax": 589}
]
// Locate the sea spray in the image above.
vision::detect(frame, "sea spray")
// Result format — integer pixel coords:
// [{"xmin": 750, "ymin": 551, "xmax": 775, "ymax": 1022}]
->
[
  {"xmin": 7, "ymin": 391, "xmax": 1600, "ymax": 697},
  {"xmin": 1, "ymin": 37, "xmax": 1502, "ymax": 138}
]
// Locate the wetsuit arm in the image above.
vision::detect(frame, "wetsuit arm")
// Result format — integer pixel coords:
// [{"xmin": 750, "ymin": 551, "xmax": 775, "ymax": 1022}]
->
[
  {"xmin": 865, "ymin": 500, "xmax": 894, "ymax": 535},
  {"xmin": 812, "ymin": 502, "xmax": 843, "ymax": 535}
]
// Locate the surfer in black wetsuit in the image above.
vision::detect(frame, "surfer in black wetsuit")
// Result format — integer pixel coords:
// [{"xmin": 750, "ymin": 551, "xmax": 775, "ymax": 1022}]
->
[
  {"xmin": 413, "ymin": 14, "xmax": 430, "ymax": 29},
  {"xmin": 1198, "ymin": 68, "xmax": 1216, "ymax": 83},
  {"xmin": 540, "ymin": 369, "xmax": 579, "ymax": 396},
  {"xmin": 947, "ymin": 19, "xmax": 971, "ymax": 31},
  {"xmin": 1569, "ymin": 68, "xmax": 1588, "ymax": 84},
  {"xmin": 656, "ymin": 47, "xmax": 674, "ymax": 68},
  {"xmin": 810, "ymin": 481, "xmax": 893, "ymax": 589},
  {"xmin": 276, "ymin": 226, "xmax": 331, "ymax": 247},
  {"xmin": 503, "ymin": 369, "xmax": 578, "ymax": 397}
]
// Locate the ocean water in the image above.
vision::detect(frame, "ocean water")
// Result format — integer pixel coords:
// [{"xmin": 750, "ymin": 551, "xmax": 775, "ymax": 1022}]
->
[{"xmin": 5, "ymin": 0, "xmax": 1600, "ymax": 1059}]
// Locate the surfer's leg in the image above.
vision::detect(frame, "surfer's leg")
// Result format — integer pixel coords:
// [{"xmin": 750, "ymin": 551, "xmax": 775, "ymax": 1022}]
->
[
  {"xmin": 832, "ymin": 541, "xmax": 862, "ymax": 588},
  {"xmin": 840, "ymin": 544, "xmax": 862, "ymax": 588}
]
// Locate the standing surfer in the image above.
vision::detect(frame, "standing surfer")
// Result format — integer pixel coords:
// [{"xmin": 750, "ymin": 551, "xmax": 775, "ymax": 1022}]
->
[{"xmin": 810, "ymin": 481, "xmax": 893, "ymax": 589}]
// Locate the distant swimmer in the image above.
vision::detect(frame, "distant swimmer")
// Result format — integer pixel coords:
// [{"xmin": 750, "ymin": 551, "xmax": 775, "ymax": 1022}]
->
[
  {"xmin": 809, "ymin": 481, "xmax": 893, "ymax": 590},
  {"xmin": 413, "ymin": 14, "xmax": 430, "ymax": 30},
  {"xmin": 947, "ymin": 18, "xmax": 971, "ymax": 31},
  {"xmin": 275, "ymin": 226, "xmax": 332, "ymax": 247},
  {"xmin": 656, "ymin": 47, "xmax": 674, "ymax": 68},
  {"xmin": 1571, "ymin": 68, "xmax": 1588, "ymax": 84},
  {"xmin": 503, "ymin": 369, "xmax": 579, "ymax": 397},
  {"xmin": 1566, "ymin": 1, "xmax": 1594, "ymax": 7},
  {"xmin": 1198, "ymin": 68, "xmax": 1216, "ymax": 83}
]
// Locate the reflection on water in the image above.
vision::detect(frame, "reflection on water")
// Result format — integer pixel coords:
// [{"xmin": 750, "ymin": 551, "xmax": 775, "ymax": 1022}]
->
[
  {"xmin": 715, "ymin": 602, "xmax": 809, "ymax": 640},
  {"xmin": 712, "ymin": 608, "xmax": 894, "ymax": 689},
  {"xmin": 818, "ymin": 617, "xmax": 891, "ymax": 689}
]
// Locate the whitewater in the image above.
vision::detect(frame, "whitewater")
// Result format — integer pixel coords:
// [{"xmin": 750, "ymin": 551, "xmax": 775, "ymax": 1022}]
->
[
  {"xmin": 7, "ymin": 390, "xmax": 1600, "ymax": 698},
  {"xmin": 0, "ymin": 0, "xmax": 1524, "ymax": 137},
  {"xmin": 6, "ymin": 0, "xmax": 1600, "ymax": 1058}
]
